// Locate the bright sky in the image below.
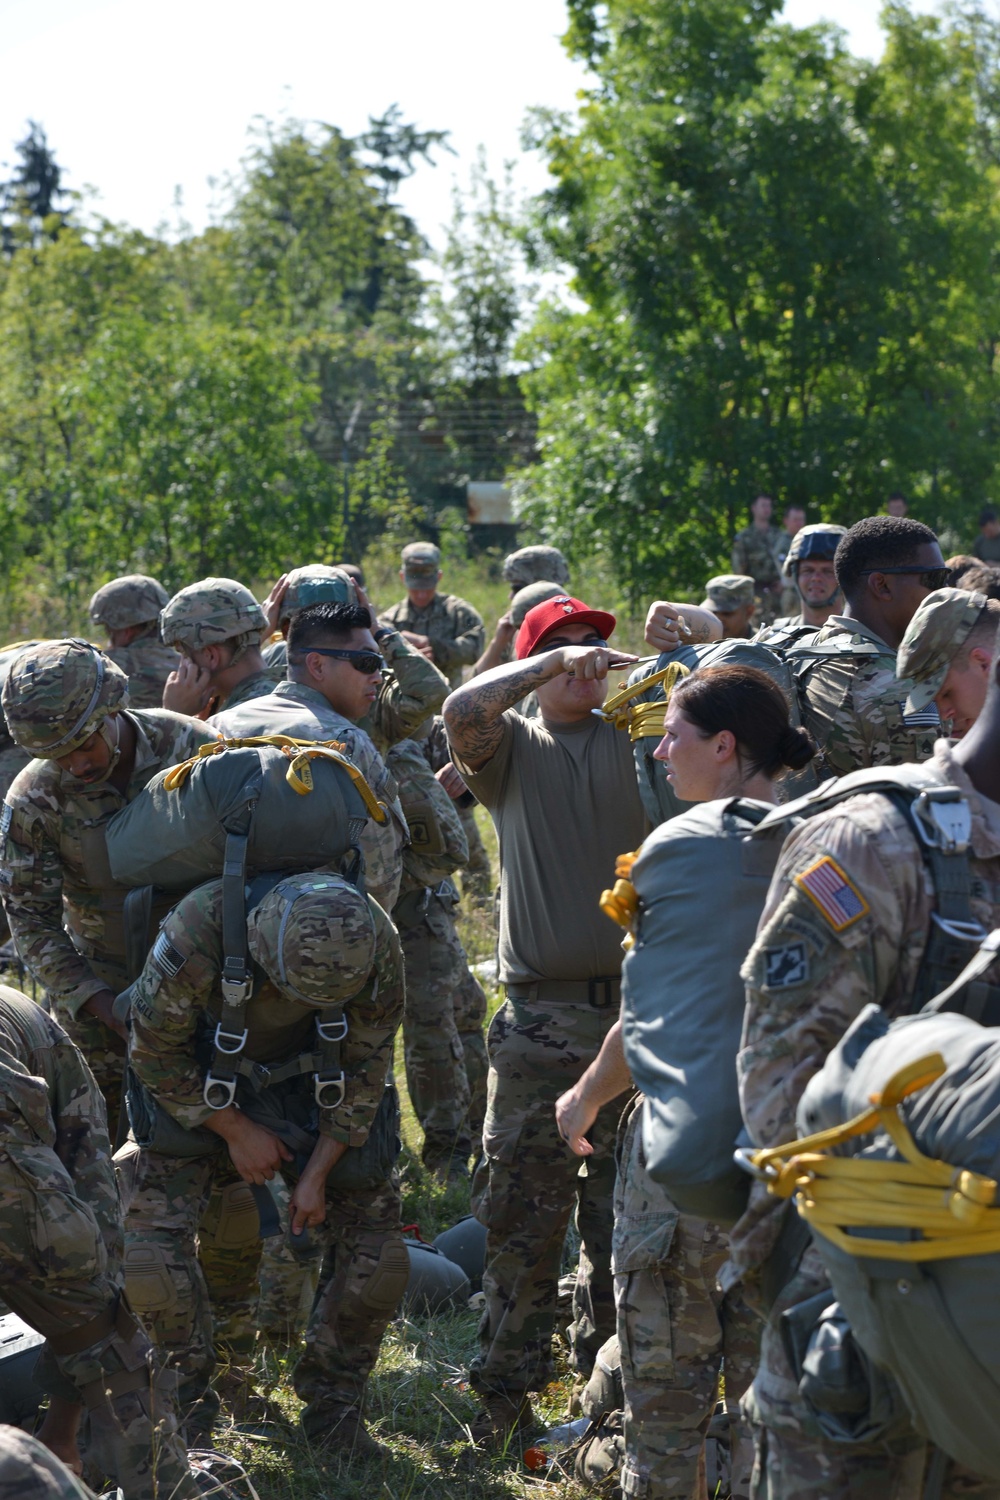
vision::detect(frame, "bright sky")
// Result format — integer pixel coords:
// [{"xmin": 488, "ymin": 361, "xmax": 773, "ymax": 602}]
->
[{"xmin": 0, "ymin": 0, "xmax": 941, "ymax": 249}]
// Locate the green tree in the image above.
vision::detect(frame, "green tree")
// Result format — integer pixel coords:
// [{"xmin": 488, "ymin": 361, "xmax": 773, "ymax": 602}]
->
[{"xmin": 520, "ymin": 0, "xmax": 1000, "ymax": 597}]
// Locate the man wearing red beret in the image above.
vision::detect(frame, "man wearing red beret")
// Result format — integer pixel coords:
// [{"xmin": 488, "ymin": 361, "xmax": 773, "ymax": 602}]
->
[{"xmin": 443, "ymin": 594, "xmax": 649, "ymax": 1444}]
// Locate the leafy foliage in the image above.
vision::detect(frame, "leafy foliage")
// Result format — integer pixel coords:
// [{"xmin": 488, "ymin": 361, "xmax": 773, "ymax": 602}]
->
[{"xmin": 520, "ymin": 0, "xmax": 1000, "ymax": 598}]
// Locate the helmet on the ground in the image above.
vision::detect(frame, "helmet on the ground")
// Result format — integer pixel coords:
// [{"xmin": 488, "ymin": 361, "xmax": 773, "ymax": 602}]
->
[
  {"xmin": 247, "ymin": 872, "xmax": 376, "ymax": 1005},
  {"xmin": 160, "ymin": 578, "xmax": 266, "ymax": 658},
  {"xmin": 89, "ymin": 575, "xmax": 169, "ymax": 630},
  {"xmin": 2, "ymin": 640, "xmax": 128, "ymax": 756}
]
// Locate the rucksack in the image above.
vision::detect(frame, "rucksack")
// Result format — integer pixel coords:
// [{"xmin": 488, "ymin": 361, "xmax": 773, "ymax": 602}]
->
[
  {"xmin": 385, "ymin": 738, "xmax": 468, "ymax": 890},
  {"xmin": 621, "ymin": 796, "xmax": 786, "ymax": 1223}
]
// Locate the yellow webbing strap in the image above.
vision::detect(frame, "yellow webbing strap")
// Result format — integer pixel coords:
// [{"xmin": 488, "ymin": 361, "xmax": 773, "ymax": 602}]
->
[
  {"xmin": 597, "ymin": 661, "xmax": 692, "ymax": 741},
  {"xmin": 748, "ymin": 1053, "xmax": 1000, "ymax": 1261},
  {"xmin": 162, "ymin": 736, "xmax": 389, "ymax": 824}
]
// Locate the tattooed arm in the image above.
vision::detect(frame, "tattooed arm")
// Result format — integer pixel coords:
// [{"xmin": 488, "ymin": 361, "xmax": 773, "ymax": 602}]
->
[{"xmin": 443, "ymin": 643, "xmax": 638, "ymax": 770}]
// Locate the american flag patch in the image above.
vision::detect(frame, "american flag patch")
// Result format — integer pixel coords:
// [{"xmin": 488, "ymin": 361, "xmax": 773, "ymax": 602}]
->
[{"xmin": 794, "ymin": 856, "xmax": 869, "ymax": 932}]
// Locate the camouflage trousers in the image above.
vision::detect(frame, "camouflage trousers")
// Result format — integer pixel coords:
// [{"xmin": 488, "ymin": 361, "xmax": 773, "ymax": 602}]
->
[
  {"xmin": 401, "ymin": 893, "xmax": 488, "ymax": 1172},
  {"xmin": 122, "ymin": 1143, "xmax": 406, "ymax": 1437},
  {"xmin": 56, "ymin": 954, "xmax": 129, "ymax": 1144},
  {"xmin": 0, "ymin": 1053, "xmax": 195, "ymax": 1496},
  {"xmin": 470, "ymin": 994, "xmax": 625, "ymax": 1398},
  {"xmin": 614, "ymin": 1100, "xmax": 760, "ymax": 1500},
  {"xmin": 744, "ymin": 1246, "xmax": 1000, "ymax": 1498},
  {"xmin": 458, "ymin": 803, "xmax": 492, "ymax": 903},
  {"xmin": 255, "ymin": 1174, "xmax": 322, "ymax": 1344}
]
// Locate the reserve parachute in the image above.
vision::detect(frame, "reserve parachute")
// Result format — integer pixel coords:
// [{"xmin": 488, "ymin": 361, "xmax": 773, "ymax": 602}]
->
[
  {"xmin": 106, "ymin": 736, "xmax": 386, "ymax": 890},
  {"xmin": 749, "ymin": 988, "xmax": 1000, "ymax": 1478}
]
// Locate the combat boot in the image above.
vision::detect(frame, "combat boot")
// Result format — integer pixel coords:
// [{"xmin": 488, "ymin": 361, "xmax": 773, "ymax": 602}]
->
[
  {"xmin": 469, "ymin": 1391, "xmax": 539, "ymax": 1450},
  {"xmin": 310, "ymin": 1405, "xmax": 386, "ymax": 1464}
]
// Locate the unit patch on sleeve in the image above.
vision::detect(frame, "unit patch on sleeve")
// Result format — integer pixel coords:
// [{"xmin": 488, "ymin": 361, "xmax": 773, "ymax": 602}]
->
[
  {"xmin": 151, "ymin": 931, "xmax": 187, "ymax": 979},
  {"xmin": 794, "ymin": 855, "xmax": 869, "ymax": 933},
  {"xmin": 764, "ymin": 942, "xmax": 809, "ymax": 989},
  {"xmin": 0, "ymin": 803, "xmax": 12, "ymax": 842}
]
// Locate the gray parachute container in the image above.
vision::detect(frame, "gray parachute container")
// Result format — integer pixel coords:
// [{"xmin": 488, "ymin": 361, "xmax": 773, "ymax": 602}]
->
[
  {"xmin": 623, "ymin": 798, "xmax": 785, "ymax": 1223},
  {"xmin": 432, "ymin": 1214, "xmax": 487, "ymax": 1291},
  {"xmin": 797, "ymin": 1005, "xmax": 1000, "ymax": 1479},
  {"xmin": 105, "ymin": 740, "xmax": 373, "ymax": 890},
  {"xmin": 403, "ymin": 1240, "xmax": 471, "ymax": 1315},
  {"xmin": 0, "ymin": 1312, "xmax": 44, "ymax": 1427}
]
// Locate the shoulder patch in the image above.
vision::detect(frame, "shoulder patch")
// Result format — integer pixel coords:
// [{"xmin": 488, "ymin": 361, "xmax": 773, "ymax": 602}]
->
[
  {"xmin": 0, "ymin": 803, "xmax": 11, "ymax": 841},
  {"xmin": 900, "ymin": 703, "xmax": 941, "ymax": 730},
  {"xmin": 152, "ymin": 931, "xmax": 187, "ymax": 978},
  {"xmin": 764, "ymin": 942, "xmax": 809, "ymax": 989},
  {"xmin": 794, "ymin": 855, "xmax": 870, "ymax": 933}
]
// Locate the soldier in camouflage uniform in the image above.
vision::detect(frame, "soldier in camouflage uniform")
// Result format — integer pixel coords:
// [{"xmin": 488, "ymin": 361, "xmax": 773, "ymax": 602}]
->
[
  {"xmin": 383, "ymin": 543, "xmax": 490, "ymax": 898},
  {"xmin": 736, "ymin": 717, "xmax": 1000, "ymax": 1497},
  {"xmin": 754, "ymin": 524, "xmax": 846, "ymax": 649},
  {"xmin": 88, "ymin": 575, "xmax": 178, "ymax": 709},
  {"xmin": 0, "ymin": 640, "xmax": 217, "ymax": 1135},
  {"xmin": 700, "ymin": 575, "xmax": 757, "ymax": 640},
  {"xmin": 122, "ymin": 872, "xmax": 407, "ymax": 1459},
  {"xmin": 502, "ymin": 544, "xmax": 571, "ymax": 592},
  {"xmin": 0, "ymin": 986, "xmax": 199, "ymax": 1498},
  {"xmin": 789, "ymin": 515, "xmax": 947, "ymax": 778},
  {"xmin": 387, "ymin": 733, "xmax": 488, "ymax": 1178},
  {"xmin": 731, "ymin": 495, "xmax": 786, "ymax": 626},
  {"xmin": 896, "ymin": 586, "xmax": 999, "ymax": 739},
  {"xmin": 474, "ymin": 579, "xmax": 568, "ymax": 697},
  {"xmin": 160, "ymin": 578, "xmax": 281, "ymax": 719}
]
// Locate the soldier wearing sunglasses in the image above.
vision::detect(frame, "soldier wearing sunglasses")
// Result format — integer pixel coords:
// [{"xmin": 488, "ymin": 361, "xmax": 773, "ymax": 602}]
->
[{"xmin": 786, "ymin": 515, "xmax": 948, "ymax": 778}]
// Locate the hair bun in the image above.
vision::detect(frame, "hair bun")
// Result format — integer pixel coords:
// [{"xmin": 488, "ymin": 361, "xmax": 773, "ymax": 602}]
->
[{"xmin": 778, "ymin": 724, "xmax": 816, "ymax": 772}]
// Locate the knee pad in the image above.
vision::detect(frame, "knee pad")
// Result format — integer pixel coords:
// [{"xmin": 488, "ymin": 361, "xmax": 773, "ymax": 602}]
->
[
  {"xmin": 582, "ymin": 1333, "xmax": 623, "ymax": 1420},
  {"xmin": 124, "ymin": 1243, "xmax": 177, "ymax": 1315},
  {"xmin": 199, "ymin": 1180, "xmax": 259, "ymax": 1251},
  {"xmin": 360, "ymin": 1237, "xmax": 410, "ymax": 1313}
]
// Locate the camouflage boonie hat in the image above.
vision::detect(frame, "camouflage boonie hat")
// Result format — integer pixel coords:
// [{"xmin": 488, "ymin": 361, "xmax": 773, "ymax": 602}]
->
[
  {"xmin": 782, "ymin": 523, "xmax": 848, "ymax": 577},
  {"xmin": 88, "ymin": 574, "xmax": 169, "ymax": 630},
  {"xmin": 160, "ymin": 578, "xmax": 266, "ymax": 655},
  {"xmin": 247, "ymin": 872, "xmax": 376, "ymax": 1005},
  {"xmin": 401, "ymin": 542, "xmax": 441, "ymax": 588},
  {"xmin": 2, "ymin": 639, "xmax": 128, "ymax": 756},
  {"xmin": 509, "ymin": 580, "xmax": 567, "ymax": 628},
  {"xmin": 502, "ymin": 545, "xmax": 571, "ymax": 589},
  {"xmin": 897, "ymin": 587, "xmax": 989, "ymax": 713},
  {"xmin": 280, "ymin": 565, "xmax": 358, "ymax": 625},
  {"xmin": 701, "ymin": 574, "xmax": 755, "ymax": 613}
]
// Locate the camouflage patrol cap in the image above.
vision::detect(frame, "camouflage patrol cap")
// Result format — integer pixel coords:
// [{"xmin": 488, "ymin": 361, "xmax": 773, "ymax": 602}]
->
[
  {"xmin": 247, "ymin": 872, "xmax": 376, "ymax": 1006},
  {"xmin": 782, "ymin": 523, "xmax": 848, "ymax": 577},
  {"xmin": 2, "ymin": 639, "xmax": 128, "ymax": 756},
  {"xmin": 502, "ymin": 545, "xmax": 571, "ymax": 589},
  {"xmin": 401, "ymin": 542, "xmax": 441, "ymax": 587},
  {"xmin": 509, "ymin": 579, "xmax": 567, "ymax": 628},
  {"xmin": 160, "ymin": 577, "xmax": 266, "ymax": 655},
  {"xmin": 897, "ymin": 587, "xmax": 989, "ymax": 713},
  {"xmin": 279, "ymin": 565, "xmax": 358, "ymax": 626},
  {"xmin": 88, "ymin": 574, "xmax": 169, "ymax": 630},
  {"xmin": 701, "ymin": 575, "xmax": 755, "ymax": 613}
]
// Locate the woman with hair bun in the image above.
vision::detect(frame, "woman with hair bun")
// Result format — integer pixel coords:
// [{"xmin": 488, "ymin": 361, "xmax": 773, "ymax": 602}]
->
[{"xmin": 554, "ymin": 665, "xmax": 815, "ymax": 1500}]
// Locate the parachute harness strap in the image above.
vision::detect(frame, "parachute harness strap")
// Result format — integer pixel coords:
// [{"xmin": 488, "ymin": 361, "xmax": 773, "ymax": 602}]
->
[
  {"xmin": 597, "ymin": 661, "xmax": 692, "ymax": 741},
  {"xmin": 742, "ymin": 1053, "xmax": 1000, "ymax": 1262},
  {"xmin": 163, "ymin": 735, "xmax": 388, "ymax": 824}
]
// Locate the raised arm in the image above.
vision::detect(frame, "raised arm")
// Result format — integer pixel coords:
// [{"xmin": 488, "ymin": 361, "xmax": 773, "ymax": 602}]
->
[
  {"xmin": 444, "ymin": 642, "xmax": 638, "ymax": 770},
  {"xmin": 644, "ymin": 601, "xmax": 722, "ymax": 653}
]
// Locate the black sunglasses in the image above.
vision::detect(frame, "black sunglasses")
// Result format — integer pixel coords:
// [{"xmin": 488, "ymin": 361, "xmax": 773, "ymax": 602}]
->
[
  {"xmin": 860, "ymin": 566, "xmax": 948, "ymax": 590},
  {"xmin": 290, "ymin": 646, "xmax": 384, "ymax": 674}
]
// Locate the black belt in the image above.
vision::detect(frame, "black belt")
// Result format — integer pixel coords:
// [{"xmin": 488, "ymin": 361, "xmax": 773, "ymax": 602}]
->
[{"xmin": 505, "ymin": 975, "xmax": 620, "ymax": 1010}]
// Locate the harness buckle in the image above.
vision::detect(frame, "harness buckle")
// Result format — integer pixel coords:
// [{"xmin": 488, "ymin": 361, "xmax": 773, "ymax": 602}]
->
[
  {"xmin": 203, "ymin": 1072, "xmax": 237, "ymax": 1110},
  {"xmin": 733, "ymin": 1147, "xmax": 780, "ymax": 1183},
  {"xmin": 220, "ymin": 977, "xmax": 253, "ymax": 1007},
  {"xmin": 314, "ymin": 1071, "xmax": 346, "ymax": 1109},
  {"xmin": 911, "ymin": 788, "xmax": 972, "ymax": 855},
  {"xmin": 212, "ymin": 1022, "xmax": 249, "ymax": 1055},
  {"xmin": 315, "ymin": 1015, "xmax": 348, "ymax": 1043},
  {"xmin": 587, "ymin": 976, "xmax": 616, "ymax": 1010},
  {"xmin": 931, "ymin": 913, "xmax": 989, "ymax": 944}
]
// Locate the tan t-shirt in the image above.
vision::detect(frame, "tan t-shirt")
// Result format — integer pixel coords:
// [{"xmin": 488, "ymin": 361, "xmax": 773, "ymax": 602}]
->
[{"xmin": 454, "ymin": 711, "xmax": 649, "ymax": 984}]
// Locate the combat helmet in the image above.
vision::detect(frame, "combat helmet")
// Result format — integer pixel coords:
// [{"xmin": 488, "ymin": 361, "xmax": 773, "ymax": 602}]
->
[
  {"xmin": 502, "ymin": 545, "xmax": 570, "ymax": 589},
  {"xmin": 89, "ymin": 574, "xmax": 169, "ymax": 631},
  {"xmin": 247, "ymin": 872, "xmax": 376, "ymax": 1006},
  {"xmin": 782, "ymin": 523, "xmax": 848, "ymax": 577},
  {"xmin": 160, "ymin": 578, "xmax": 266, "ymax": 660},
  {"xmin": 279, "ymin": 566, "xmax": 358, "ymax": 628},
  {"xmin": 2, "ymin": 639, "xmax": 128, "ymax": 757},
  {"xmin": 509, "ymin": 579, "xmax": 567, "ymax": 629}
]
